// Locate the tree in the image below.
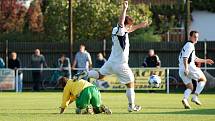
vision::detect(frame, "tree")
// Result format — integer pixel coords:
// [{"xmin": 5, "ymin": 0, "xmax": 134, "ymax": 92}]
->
[
  {"xmin": 0, "ymin": 0, "xmax": 44, "ymax": 33},
  {"xmin": 73, "ymin": 0, "xmax": 153, "ymax": 41},
  {"xmin": 0, "ymin": 0, "xmax": 154, "ymax": 42}
]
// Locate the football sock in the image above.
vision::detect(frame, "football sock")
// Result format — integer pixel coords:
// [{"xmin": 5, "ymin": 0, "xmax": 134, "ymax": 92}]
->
[
  {"xmin": 184, "ymin": 88, "xmax": 192, "ymax": 100},
  {"xmin": 194, "ymin": 81, "xmax": 206, "ymax": 95},
  {"xmin": 88, "ymin": 70, "xmax": 99, "ymax": 79},
  {"xmin": 126, "ymin": 88, "xmax": 135, "ymax": 107}
]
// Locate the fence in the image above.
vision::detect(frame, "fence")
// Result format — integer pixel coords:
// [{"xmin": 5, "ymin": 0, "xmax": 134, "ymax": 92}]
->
[
  {"xmin": 0, "ymin": 41, "xmax": 215, "ymax": 68},
  {"xmin": 1, "ymin": 67, "xmax": 214, "ymax": 93}
]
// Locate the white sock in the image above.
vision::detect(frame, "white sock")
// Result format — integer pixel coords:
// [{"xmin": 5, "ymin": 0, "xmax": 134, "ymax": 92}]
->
[
  {"xmin": 195, "ymin": 81, "xmax": 206, "ymax": 95},
  {"xmin": 126, "ymin": 88, "xmax": 135, "ymax": 107},
  {"xmin": 183, "ymin": 89, "xmax": 192, "ymax": 100},
  {"xmin": 88, "ymin": 70, "xmax": 99, "ymax": 79}
]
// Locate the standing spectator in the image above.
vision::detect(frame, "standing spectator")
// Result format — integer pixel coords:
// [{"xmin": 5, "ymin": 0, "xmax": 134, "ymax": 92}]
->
[
  {"xmin": 95, "ymin": 53, "xmax": 106, "ymax": 68},
  {"xmin": 57, "ymin": 54, "xmax": 71, "ymax": 79},
  {"xmin": 142, "ymin": 49, "xmax": 161, "ymax": 67},
  {"xmin": 72, "ymin": 44, "xmax": 92, "ymax": 80},
  {"xmin": 0, "ymin": 57, "xmax": 5, "ymax": 68},
  {"xmin": 8, "ymin": 52, "xmax": 23, "ymax": 92},
  {"xmin": 142, "ymin": 49, "xmax": 161, "ymax": 93},
  {"xmin": 31, "ymin": 49, "xmax": 47, "ymax": 91}
]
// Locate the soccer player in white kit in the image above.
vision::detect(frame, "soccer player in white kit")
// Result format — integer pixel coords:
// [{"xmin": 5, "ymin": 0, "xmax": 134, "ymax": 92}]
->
[
  {"xmin": 80, "ymin": 0, "xmax": 150, "ymax": 112},
  {"xmin": 178, "ymin": 31, "xmax": 214, "ymax": 109}
]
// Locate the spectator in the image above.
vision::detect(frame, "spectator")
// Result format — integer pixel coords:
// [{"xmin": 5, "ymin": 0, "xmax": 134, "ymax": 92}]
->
[
  {"xmin": 8, "ymin": 52, "xmax": 23, "ymax": 92},
  {"xmin": 31, "ymin": 49, "xmax": 47, "ymax": 91},
  {"xmin": 95, "ymin": 53, "xmax": 106, "ymax": 68},
  {"xmin": 57, "ymin": 54, "xmax": 71, "ymax": 79},
  {"xmin": 0, "ymin": 57, "xmax": 5, "ymax": 68},
  {"xmin": 142, "ymin": 49, "xmax": 161, "ymax": 67},
  {"xmin": 72, "ymin": 44, "xmax": 92, "ymax": 80}
]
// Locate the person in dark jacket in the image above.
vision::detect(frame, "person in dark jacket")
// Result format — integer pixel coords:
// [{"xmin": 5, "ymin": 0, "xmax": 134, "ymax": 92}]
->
[
  {"xmin": 8, "ymin": 52, "xmax": 23, "ymax": 92},
  {"xmin": 95, "ymin": 53, "xmax": 106, "ymax": 68},
  {"xmin": 57, "ymin": 54, "xmax": 71, "ymax": 79},
  {"xmin": 142, "ymin": 49, "xmax": 161, "ymax": 67}
]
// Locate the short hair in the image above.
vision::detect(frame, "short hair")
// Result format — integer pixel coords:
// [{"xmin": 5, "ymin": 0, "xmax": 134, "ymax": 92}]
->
[
  {"xmin": 124, "ymin": 16, "xmax": 134, "ymax": 26},
  {"xmin": 80, "ymin": 44, "xmax": 85, "ymax": 47},
  {"xmin": 60, "ymin": 54, "xmax": 66, "ymax": 57},
  {"xmin": 11, "ymin": 51, "xmax": 17, "ymax": 54},
  {"xmin": 189, "ymin": 31, "xmax": 198, "ymax": 37}
]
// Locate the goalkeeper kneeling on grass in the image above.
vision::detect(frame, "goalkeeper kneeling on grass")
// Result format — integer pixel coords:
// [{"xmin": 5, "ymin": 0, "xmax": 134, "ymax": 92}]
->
[{"xmin": 59, "ymin": 76, "xmax": 112, "ymax": 114}]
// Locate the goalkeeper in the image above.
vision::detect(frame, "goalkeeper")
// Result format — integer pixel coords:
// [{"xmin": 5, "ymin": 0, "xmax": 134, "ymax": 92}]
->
[{"xmin": 59, "ymin": 76, "xmax": 112, "ymax": 114}]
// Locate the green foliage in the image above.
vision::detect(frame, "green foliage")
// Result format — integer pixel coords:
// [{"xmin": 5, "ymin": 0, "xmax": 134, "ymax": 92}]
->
[
  {"xmin": 43, "ymin": 0, "xmax": 68, "ymax": 42},
  {"xmin": 73, "ymin": 0, "xmax": 153, "ymax": 42},
  {"xmin": 191, "ymin": 0, "xmax": 215, "ymax": 12},
  {"xmin": 0, "ymin": 0, "xmax": 154, "ymax": 42},
  {"xmin": 130, "ymin": 28, "xmax": 161, "ymax": 42},
  {"xmin": 150, "ymin": 4, "xmax": 184, "ymax": 34},
  {"xmin": 73, "ymin": 0, "xmax": 119, "ymax": 41}
]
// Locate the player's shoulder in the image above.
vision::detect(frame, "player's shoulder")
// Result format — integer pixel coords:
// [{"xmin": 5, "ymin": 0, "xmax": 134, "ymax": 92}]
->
[
  {"xmin": 184, "ymin": 41, "xmax": 194, "ymax": 48},
  {"xmin": 112, "ymin": 24, "xmax": 124, "ymax": 34},
  {"xmin": 112, "ymin": 27, "xmax": 118, "ymax": 34}
]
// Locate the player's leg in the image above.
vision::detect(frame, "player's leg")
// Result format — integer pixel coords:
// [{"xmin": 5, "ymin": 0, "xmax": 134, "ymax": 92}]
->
[
  {"xmin": 182, "ymin": 83, "xmax": 193, "ymax": 109},
  {"xmin": 18, "ymin": 73, "xmax": 23, "ymax": 92},
  {"xmin": 190, "ymin": 69, "xmax": 207, "ymax": 105},
  {"xmin": 179, "ymin": 70, "xmax": 193, "ymax": 109},
  {"xmin": 90, "ymin": 86, "xmax": 112, "ymax": 114},
  {"xmin": 73, "ymin": 70, "xmax": 88, "ymax": 80},
  {"xmin": 88, "ymin": 61, "xmax": 112, "ymax": 79},
  {"xmin": 75, "ymin": 87, "xmax": 94, "ymax": 114},
  {"xmin": 125, "ymin": 82, "xmax": 141, "ymax": 112},
  {"xmin": 88, "ymin": 70, "xmax": 104, "ymax": 79},
  {"xmin": 113, "ymin": 63, "xmax": 141, "ymax": 112}
]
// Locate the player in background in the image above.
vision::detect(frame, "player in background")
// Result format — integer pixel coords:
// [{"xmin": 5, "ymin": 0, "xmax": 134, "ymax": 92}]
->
[
  {"xmin": 59, "ymin": 77, "xmax": 112, "ymax": 114},
  {"xmin": 178, "ymin": 31, "xmax": 214, "ymax": 109},
  {"xmin": 76, "ymin": 0, "xmax": 151, "ymax": 112}
]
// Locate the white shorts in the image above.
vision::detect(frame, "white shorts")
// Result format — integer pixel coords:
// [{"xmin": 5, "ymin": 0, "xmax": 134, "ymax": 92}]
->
[
  {"xmin": 179, "ymin": 66, "xmax": 204, "ymax": 85},
  {"xmin": 99, "ymin": 61, "xmax": 134, "ymax": 84}
]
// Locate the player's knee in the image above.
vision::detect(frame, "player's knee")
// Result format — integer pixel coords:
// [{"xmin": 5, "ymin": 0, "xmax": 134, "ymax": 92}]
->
[
  {"xmin": 125, "ymin": 82, "xmax": 134, "ymax": 88},
  {"xmin": 186, "ymin": 83, "xmax": 193, "ymax": 91},
  {"xmin": 98, "ymin": 73, "xmax": 105, "ymax": 79},
  {"xmin": 199, "ymin": 75, "xmax": 207, "ymax": 82}
]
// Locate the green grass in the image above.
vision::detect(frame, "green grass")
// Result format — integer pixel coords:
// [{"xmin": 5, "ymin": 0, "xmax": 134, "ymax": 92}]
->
[{"xmin": 0, "ymin": 92, "xmax": 215, "ymax": 121}]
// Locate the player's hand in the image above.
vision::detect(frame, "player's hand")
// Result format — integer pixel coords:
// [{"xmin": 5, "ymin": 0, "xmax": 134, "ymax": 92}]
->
[
  {"xmin": 184, "ymin": 69, "xmax": 189, "ymax": 76},
  {"xmin": 60, "ymin": 108, "xmax": 65, "ymax": 114},
  {"xmin": 71, "ymin": 67, "xmax": 75, "ymax": 70},
  {"xmin": 206, "ymin": 59, "xmax": 214, "ymax": 65},
  {"xmin": 68, "ymin": 100, "xmax": 73, "ymax": 105},
  {"xmin": 123, "ymin": 0, "xmax": 128, "ymax": 9},
  {"xmin": 139, "ymin": 21, "xmax": 150, "ymax": 28}
]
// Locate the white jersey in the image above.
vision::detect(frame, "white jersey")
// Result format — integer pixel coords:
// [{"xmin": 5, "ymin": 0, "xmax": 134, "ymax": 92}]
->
[
  {"xmin": 108, "ymin": 24, "xmax": 130, "ymax": 64},
  {"xmin": 178, "ymin": 41, "xmax": 197, "ymax": 70}
]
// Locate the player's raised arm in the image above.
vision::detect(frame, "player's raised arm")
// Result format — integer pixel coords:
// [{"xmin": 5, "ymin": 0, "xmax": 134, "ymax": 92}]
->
[
  {"xmin": 128, "ymin": 19, "xmax": 151, "ymax": 33},
  {"xmin": 119, "ymin": 0, "xmax": 128, "ymax": 27}
]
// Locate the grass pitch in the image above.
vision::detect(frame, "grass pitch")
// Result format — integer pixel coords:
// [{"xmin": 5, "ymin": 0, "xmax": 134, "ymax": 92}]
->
[{"xmin": 0, "ymin": 92, "xmax": 215, "ymax": 121}]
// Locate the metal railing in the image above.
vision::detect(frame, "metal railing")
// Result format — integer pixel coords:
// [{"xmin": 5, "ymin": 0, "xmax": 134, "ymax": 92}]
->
[{"xmin": 1, "ymin": 67, "xmax": 214, "ymax": 93}]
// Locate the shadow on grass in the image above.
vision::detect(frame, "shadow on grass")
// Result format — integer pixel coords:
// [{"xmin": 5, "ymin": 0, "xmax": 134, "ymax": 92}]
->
[
  {"xmin": 56, "ymin": 109, "xmax": 215, "ymax": 115},
  {"xmin": 162, "ymin": 108, "xmax": 215, "ymax": 115},
  {"xmin": 0, "ymin": 109, "xmax": 214, "ymax": 116},
  {"xmin": 144, "ymin": 106, "xmax": 182, "ymax": 109}
]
